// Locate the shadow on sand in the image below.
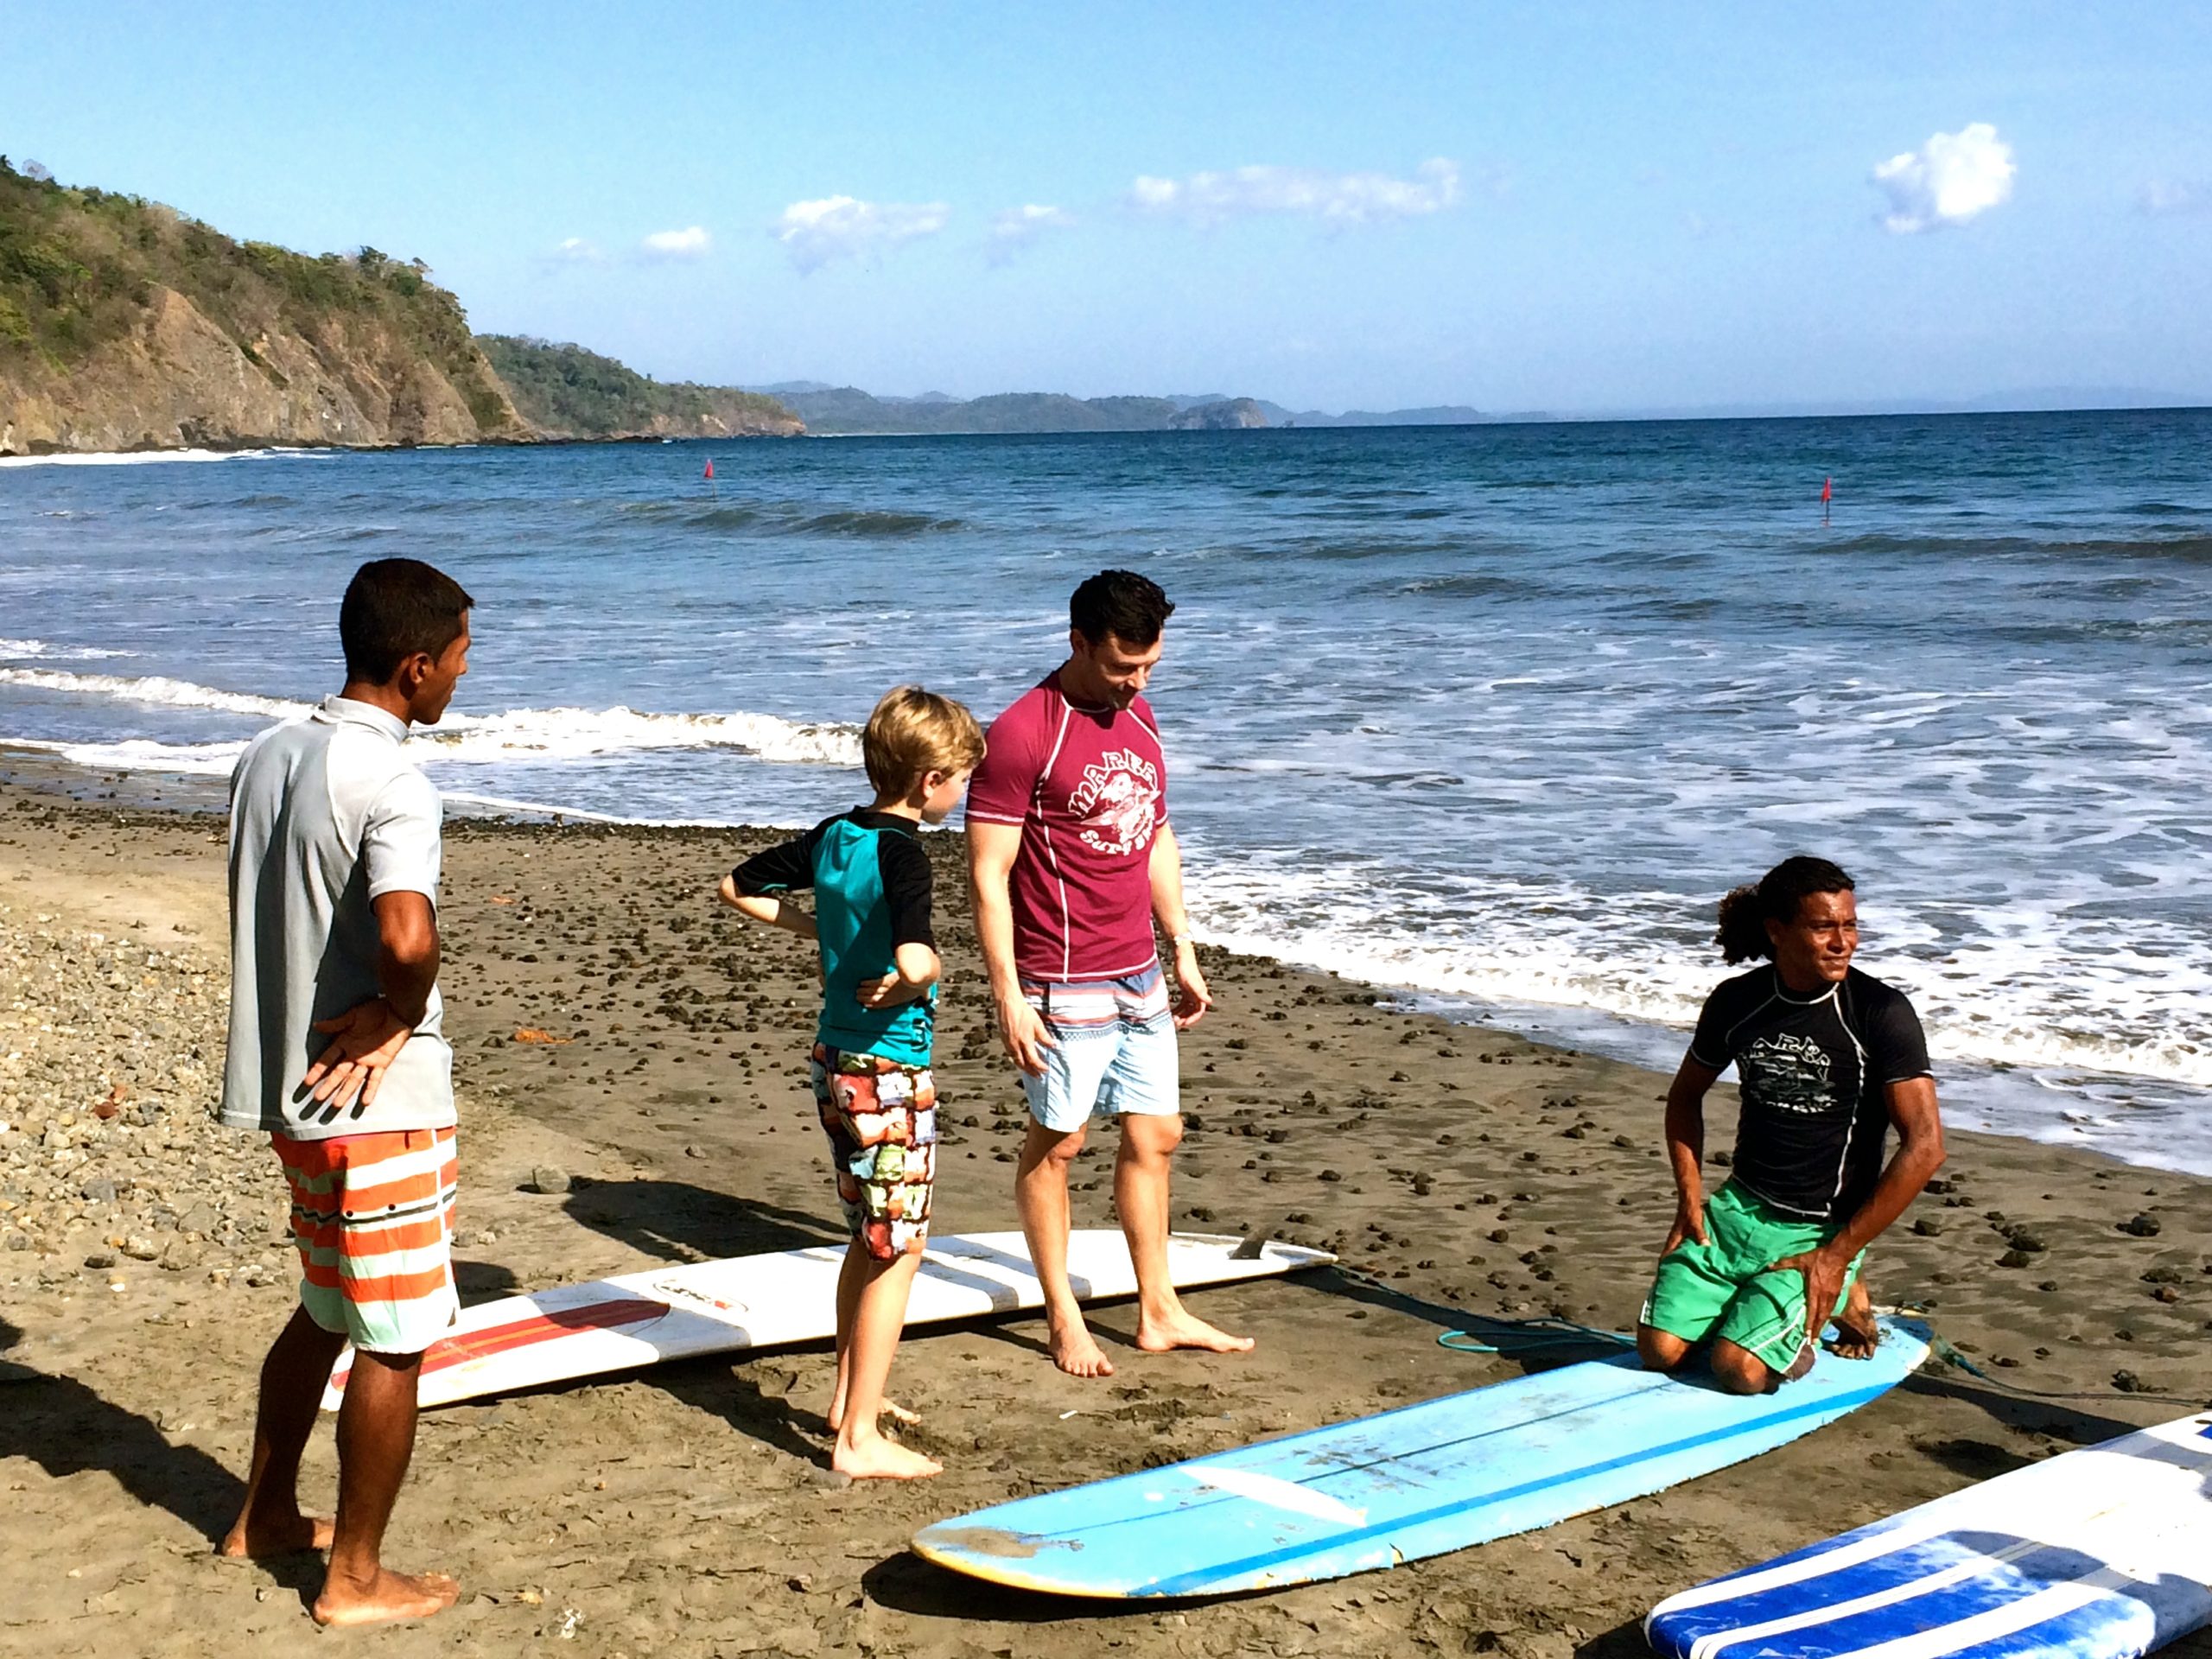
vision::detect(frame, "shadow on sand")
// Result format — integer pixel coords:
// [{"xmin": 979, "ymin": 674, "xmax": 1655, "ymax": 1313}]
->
[
  {"xmin": 552, "ymin": 1180, "xmax": 849, "ymax": 1462},
  {"xmin": 0, "ymin": 1314, "xmax": 321, "ymax": 1605},
  {"xmin": 559, "ymin": 1177, "xmax": 842, "ymax": 1262}
]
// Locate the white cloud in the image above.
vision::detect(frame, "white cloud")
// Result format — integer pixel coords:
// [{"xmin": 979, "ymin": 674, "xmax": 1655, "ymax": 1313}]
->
[
  {"xmin": 549, "ymin": 237, "xmax": 603, "ymax": 264},
  {"xmin": 773, "ymin": 195, "xmax": 950, "ymax": 273},
  {"xmin": 1127, "ymin": 158, "xmax": 1461, "ymax": 228},
  {"xmin": 639, "ymin": 226, "xmax": 712, "ymax": 261},
  {"xmin": 987, "ymin": 204, "xmax": 1075, "ymax": 265},
  {"xmin": 1872, "ymin": 123, "xmax": 2015, "ymax": 233},
  {"xmin": 2139, "ymin": 179, "xmax": 2212, "ymax": 216}
]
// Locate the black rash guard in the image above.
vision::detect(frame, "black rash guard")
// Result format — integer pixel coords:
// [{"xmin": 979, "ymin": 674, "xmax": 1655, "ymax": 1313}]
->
[{"xmin": 1689, "ymin": 964, "xmax": 1932, "ymax": 1224}]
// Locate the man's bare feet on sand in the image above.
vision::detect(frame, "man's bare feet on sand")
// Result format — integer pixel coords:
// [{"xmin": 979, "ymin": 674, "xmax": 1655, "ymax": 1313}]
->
[
  {"xmin": 311, "ymin": 1567, "xmax": 461, "ymax": 1629},
  {"xmin": 1135, "ymin": 1309, "xmax": 1255, "ymax": 1356},
  {"xmin": 1049, "ymin": 1320, "xmax": 1116, "ymax": 1377},
  {"xmin": 833, "ymin": 1437, "xmax": 944, "ymax": 1480},
  {"xmin": 1827, "ymin": 1279, "xmax": 1881, "ymax": 1360},
  {"xmin": 216, "ymin": 1510, "xmax": 334, "ymax": 1560}
]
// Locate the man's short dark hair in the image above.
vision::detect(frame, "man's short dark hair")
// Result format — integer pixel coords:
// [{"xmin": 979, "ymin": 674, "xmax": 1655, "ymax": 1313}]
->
[
  {"xmin": 1070, "ymin": 569, "xmax": 1174, "ymax": 648},
  {"xmin": 340, "ymin": 558, "xmax": 474, "ymax": 683}
]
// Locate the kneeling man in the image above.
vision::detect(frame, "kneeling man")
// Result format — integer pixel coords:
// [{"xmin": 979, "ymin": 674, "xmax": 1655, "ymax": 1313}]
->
[{"xmin": 1638, "ymin": 855, "xmax": 1944, "ymax": 1395}]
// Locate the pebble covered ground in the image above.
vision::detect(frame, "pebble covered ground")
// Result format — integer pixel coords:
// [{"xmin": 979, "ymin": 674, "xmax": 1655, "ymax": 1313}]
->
[{"xmin": 0, "ymin": 904, "xmax": 290, "ymax": 1292}]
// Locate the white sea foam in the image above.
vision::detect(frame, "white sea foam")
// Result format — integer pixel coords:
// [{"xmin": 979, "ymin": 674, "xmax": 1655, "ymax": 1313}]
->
[
  {"xmin": 428, "ymin": 706, "xmax": 861, "ymax": 768},
  {"xmin": 1183, "ymin": 851, "xmax": 2212, "ymax": 1096},
  {"xmin": 0, "ymin": 639, "xmax": 135, "ymax": 662},
  {"xmin": 0, "ymin": 447, "xmax": 321, "ymax": 467},
  {"xmin": 438, "ymin": 790, "xmax": 652, "ymax": 823},
  {"xmin": 0, "ymin": 667, "xmax": 308, "ymax": 720},
  {"xmin": 4, "ymin": 736, "xmax": 247, "ymax": 777},
  {"xmin": 0, "ymin": 665, "xmax": 861, "ymax": 773}
]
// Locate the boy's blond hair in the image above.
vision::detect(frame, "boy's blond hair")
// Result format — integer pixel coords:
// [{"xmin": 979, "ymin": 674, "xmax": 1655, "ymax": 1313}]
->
[{"xmin": 862, "ymin": 684, "xmax": 986, "ymax": 797}]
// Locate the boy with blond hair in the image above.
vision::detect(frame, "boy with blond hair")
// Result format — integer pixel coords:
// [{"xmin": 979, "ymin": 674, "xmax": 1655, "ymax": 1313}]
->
[{"xmin": 718, "ymin": 685, "xmax": 984, "ymax": 1479}]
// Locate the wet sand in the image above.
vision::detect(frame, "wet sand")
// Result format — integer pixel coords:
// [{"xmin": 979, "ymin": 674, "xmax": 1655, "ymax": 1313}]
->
[{"xmin": 3, "ymin": 778, "xmax": 2209, "ymax": 1658}]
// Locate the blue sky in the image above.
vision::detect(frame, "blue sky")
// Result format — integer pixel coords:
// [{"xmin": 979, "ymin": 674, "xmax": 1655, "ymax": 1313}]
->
[{"xmin": 5, "ymin": 3, "xmax": 2209, "ymax": 412}]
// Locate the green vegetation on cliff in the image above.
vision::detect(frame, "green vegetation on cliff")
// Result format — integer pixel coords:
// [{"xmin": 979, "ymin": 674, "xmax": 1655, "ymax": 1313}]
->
[
  {"xmin": 477, "ymin": 336, "xmax": 799, "ymax": 439},
  {"xmin": 0, "ymin": 156, "xmax": 513, "ymax": 434}
]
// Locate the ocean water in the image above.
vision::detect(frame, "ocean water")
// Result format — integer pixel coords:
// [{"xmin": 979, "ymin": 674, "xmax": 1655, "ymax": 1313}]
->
[{"xmin": 3, "ymin": 413, "xmax": 2210, "ymax": 1171}]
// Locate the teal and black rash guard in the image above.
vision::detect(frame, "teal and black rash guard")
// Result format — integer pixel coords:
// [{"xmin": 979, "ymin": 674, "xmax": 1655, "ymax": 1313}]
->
[
  {"xmin": 732, "ymin": 810, "xmax": 937, "ymax": 1066},
  {"xmin": 1688, "ymin": 965, "xmax": 1933, "ymax": 1224}
]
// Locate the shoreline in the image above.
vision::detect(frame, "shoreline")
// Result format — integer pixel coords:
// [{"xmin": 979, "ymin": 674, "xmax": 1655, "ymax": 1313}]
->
[
  {"xmin": 5, "ymin": 742, "xmax": 2198, "ymax": 1182},
  {"xmin": 4, "ymin": 778, "xmax": 2212, "ymax": 1655},
  {"xmin": 0, "ymin": 429, "xmax": 804, "ymax": 465}
]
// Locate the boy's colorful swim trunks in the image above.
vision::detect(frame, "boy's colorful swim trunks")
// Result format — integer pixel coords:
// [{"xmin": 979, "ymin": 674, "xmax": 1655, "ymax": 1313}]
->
[{"xmin": 810, "ymin": 1045, "xmax": 938, "ymax": 1260}]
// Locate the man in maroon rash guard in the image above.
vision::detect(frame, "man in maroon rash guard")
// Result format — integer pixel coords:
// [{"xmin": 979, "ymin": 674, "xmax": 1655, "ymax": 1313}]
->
[{"xmin": 967, "ymin": 570, "xmax": 1255, "ymax": 1378}]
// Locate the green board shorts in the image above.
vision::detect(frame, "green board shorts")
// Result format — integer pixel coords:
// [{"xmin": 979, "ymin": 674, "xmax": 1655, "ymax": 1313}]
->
[{"xmin": 1639, "ymin": 1179, "xmax": 1865, "ymax": 1379}]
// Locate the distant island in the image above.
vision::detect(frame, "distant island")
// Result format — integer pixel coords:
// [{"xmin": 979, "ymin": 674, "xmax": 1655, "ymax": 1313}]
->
[{"xmin": 750, "ymin": 380, "xmax": 1495, "ymax": 435}]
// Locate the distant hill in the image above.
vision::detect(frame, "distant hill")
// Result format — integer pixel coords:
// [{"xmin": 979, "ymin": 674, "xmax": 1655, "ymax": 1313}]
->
[
  {"xmin": 758, "ymin": 382, "xmax": 1497, "ymax": 435},
  {"xmin": 0, "ymin": 156, "xmax": 527, "ymax": 454},
  {"xmin": 765, "ymin": 385, "xmax": 1191, "ymax": 435},
  {"xmin": 1272, "ymin": 403, "xmax": 1490, "ymax": 427},
  {"xmin": 478, "ymin": 337, "xmax": 799, "ymax": 441}
]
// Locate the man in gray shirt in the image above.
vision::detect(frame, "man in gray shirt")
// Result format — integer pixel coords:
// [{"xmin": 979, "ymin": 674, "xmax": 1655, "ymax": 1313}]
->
[{"xmin": 216, "ymin": 557, "xmax": 472, "ymax": 1630}]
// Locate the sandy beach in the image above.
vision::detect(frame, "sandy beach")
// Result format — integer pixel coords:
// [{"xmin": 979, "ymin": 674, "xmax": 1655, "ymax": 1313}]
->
[{"xmin": 3, "ymin": 775, "xmax": 2209, "ymax": 1659}]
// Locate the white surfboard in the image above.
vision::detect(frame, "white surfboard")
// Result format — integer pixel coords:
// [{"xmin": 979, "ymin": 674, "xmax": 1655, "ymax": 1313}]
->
[
  {"xmin": 1646, "ymin": 1411, "xmax": 2212, "ymax": 1659},
  {"xmin": 321, "ymin": 1230, "xmax": 1332, "ymax": 1411}
]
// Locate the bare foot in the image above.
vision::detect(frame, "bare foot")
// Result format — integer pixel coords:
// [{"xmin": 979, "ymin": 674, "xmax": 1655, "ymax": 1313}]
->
[
  {"xmin": 1135, "ymin": 1308, "xmax": 1255, "ymax": 1356},
  {"xmin": 217, "ymin": 1509, "xmax": 334, "ymax": 1560},
  {"xmin": 826, "ymin": 1398, "xmax": 918, "ymax": 1433},
  {"xmin": 312, "ymin": 1567, "xmax": 461, "ymax": 1629},
  {"xmin": 1049, "ymin": 1320, "xmax": 1116, "ymax": 1378},
  {"xmin": 1827, "ymin": 1279, "xmax": 1880, "ymax": 1360},
  {"xmin": 833, "ymin": 1437, "xmax": 943, "ymax": 1480}
]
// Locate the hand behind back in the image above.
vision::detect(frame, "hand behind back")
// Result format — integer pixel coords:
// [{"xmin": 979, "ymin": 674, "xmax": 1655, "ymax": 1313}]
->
[{"xmin": 298, "ymin": 998, "xmax": 415, "ymax": 1116}]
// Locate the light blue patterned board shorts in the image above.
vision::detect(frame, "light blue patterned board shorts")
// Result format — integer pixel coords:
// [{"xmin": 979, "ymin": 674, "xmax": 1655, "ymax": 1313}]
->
[{"xmin": 1020, "ymin": 964, "xmax": 1180, "ymax": 1133}]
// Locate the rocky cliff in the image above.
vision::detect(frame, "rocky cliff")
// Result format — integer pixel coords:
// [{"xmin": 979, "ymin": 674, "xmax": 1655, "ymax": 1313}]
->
[{"xmin": 0, "ymin": 160, "xmax": 537, "ymax": 455}]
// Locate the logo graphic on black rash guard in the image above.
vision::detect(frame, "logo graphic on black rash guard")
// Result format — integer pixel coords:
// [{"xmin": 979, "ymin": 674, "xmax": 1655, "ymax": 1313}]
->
[{"xmin": 1738, "ymin": 1033, "xmax": 1834, "ymax": 1116}]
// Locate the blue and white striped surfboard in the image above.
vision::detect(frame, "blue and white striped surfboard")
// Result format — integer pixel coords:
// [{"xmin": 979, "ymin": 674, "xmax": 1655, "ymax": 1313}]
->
[
  {"xmin": 912, "ymin": 1318, "xmax": 1929, "ymax": 1598},
  {"xmin": 1646, "ymin": 1412, "xmax": 2212, "ymax": 1659}
]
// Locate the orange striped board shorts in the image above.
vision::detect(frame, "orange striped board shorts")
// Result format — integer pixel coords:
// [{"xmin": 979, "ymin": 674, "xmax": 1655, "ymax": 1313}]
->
[{"xmin": 270, "ymin": 1127, "xmax": 460, "ymax": 1356}]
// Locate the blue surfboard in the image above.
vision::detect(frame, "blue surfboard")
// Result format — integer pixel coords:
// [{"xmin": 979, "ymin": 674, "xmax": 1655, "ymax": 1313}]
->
[
  {"xmin": 912, "ymin": 1317, "xmax": 1930, "ymax": 1598},
  {"xmin": 1646, "ymin": 1410, "xmax": 2212, "ymax": 1659}
]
